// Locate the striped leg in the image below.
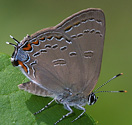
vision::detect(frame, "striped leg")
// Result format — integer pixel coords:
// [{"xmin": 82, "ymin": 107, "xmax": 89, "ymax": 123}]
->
[
  {"xmin": 54, "ymin": 104, "xmax": 73, "ymax": 125},
  {"xmin": 72, "ymin": 105, "xmax": 86, "ymax": 122},
  {"xmin": 34, "ymin": 99, "xmax": 55, "ymax": 115}
]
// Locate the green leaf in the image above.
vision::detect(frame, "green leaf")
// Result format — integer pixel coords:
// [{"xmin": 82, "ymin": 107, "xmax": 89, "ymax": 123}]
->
[{"xmin": 0, "ymin": 53, "xmax": 97, "ymax": 125}]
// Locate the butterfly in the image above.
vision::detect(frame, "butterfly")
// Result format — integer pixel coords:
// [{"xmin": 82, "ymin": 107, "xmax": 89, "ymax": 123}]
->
[{"xmin": 7, "ymin": 8, "xmax": 126, "ymax": 124}]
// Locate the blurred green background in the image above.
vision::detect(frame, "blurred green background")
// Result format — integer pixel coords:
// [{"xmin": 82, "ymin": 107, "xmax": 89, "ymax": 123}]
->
[{"xmin": 0, "ymin": 0, "xmax": 131, "ymax": 125}]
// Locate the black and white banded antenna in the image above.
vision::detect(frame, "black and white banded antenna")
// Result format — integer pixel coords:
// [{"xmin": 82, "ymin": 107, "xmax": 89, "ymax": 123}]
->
[
  {"xmin": 10, "ymin": 35, "xmax": 20, "ymax": 44},
  {"xmin": 94, "ymin": 73, "xmax": 127, "ymax": 94},
  {"xmin": 6, "ymin": 35, "xmax": 20, "ymax": 47},
  {"xmin": 6, "ymin": 41, "xmax": 16, "ymax": 47}
]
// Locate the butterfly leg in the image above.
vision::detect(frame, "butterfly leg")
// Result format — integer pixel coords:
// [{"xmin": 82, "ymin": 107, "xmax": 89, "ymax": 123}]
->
[
  {"xmin": 34, "ymin": 99, "xmax": 55, "ymax": 115},
  {"xmin": 72, "ymin": 105, "xmax": 86, "ymax": 122},
  {"xmin": 54, "ymin": 104, "xmax": 73, "ymax": 125}
]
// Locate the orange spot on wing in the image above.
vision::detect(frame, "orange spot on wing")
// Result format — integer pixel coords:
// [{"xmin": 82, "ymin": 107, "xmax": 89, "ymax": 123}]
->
[
  {"xmin": 32, "ymin": 40, "xmax": 39, "ymax": 45},
  {"xmin": 73, "ymin": 21, "xmax": 80, "ymax": 25},
  {"xmin": 55, "ymin": 36, "xmax": 62, "ymax": 39},
  {"xmin": 40, "ymin": 37, "xmax": 45, "ymax": 40},
  {"xmin": 18, "ymin": 61, "xmax": 28, "ymax": 73},
  {"xmin": 23, "ymin": 43, "xmax": 32, "ymax": 51},
  {"xmin": 64, "ymin": 25, "xmax": 72, "ymax": 31},
  {"xmin": 47, "ymin": 36, "xmax": 53, "ymax": 39}
]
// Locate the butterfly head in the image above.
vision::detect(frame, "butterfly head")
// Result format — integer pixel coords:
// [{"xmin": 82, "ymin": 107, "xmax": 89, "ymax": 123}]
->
[{"xmin": 7, "ymin": 35, "xmax": 30, "ymax": 67}]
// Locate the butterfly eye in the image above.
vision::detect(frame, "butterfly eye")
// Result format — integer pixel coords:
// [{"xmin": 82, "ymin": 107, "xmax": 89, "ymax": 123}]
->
[{"xmin": 11, "ymin": 59, "xmax": 19, "ymax": 66}]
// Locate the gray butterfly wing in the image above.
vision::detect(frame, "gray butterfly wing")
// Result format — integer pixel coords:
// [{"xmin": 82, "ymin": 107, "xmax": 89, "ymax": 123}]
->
[{"xmin": 25, "ymin": 8, "xmax": 105, "ymax": 95}]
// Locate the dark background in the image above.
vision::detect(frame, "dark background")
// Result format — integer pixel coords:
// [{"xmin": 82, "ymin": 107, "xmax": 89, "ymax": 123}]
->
[{"xmin": 0, "ymin": 0, "xmax": 131, "ymax": 125}]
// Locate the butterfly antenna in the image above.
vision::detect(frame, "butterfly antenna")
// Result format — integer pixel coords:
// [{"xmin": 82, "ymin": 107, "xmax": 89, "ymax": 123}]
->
[
  {"xmin": 10, "ymin": 35, "xmax": 20, "ymax": 44},
  {"xmin": 94, "ymin": 73, "xmax": 127, "ymax": 93},
  {"xmin": 6, "ymin": 42, "xmax": 17, "ymax": 47}
]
